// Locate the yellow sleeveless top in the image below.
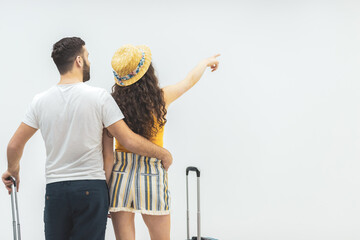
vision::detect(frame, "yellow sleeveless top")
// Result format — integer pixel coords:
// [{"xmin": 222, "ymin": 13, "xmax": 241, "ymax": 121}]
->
[{"xmin": 115, "ymin": 121, "xmax": 164, "ymax": 152}]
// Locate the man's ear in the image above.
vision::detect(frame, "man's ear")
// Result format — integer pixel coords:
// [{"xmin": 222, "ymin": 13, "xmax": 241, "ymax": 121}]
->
[{"xmin": 75, "ymin": 56, "xmax": 83, "ymax": 68}]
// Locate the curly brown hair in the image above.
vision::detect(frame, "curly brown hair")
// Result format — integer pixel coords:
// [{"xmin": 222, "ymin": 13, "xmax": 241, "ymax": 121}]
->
[{"xmin": 111, "ymin": 63, "xmax": 167, "ymax": 140}]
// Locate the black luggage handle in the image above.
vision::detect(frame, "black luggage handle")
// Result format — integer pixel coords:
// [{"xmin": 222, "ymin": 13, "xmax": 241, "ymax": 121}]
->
[
  {"xmin": 186, "ymin": 166, "xmax": 201, "ymax": 240},
  {"xmin": 6, "ymin": 176, "xmax": 21, "ymax": 240},
  {"xmin": 6, "ymin": 176, "xmax": 16, "ymax": 187},
  {"xmin": 186, "ymin": 167, "xmax": 200, "ymax": 177}
]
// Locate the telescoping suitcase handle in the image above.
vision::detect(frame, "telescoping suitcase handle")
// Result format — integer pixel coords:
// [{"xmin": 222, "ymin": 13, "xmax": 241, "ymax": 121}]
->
[
  {"xmin": 6, "ymin": 177, "xmax": 21, "ymax": 240},
  {"xmin": 186, "ymin": 167, "xmax": 200, "ymax": 177},
  {"xmin": 186, "ymin": 166, "xmax": 201, "ymax": 240}
]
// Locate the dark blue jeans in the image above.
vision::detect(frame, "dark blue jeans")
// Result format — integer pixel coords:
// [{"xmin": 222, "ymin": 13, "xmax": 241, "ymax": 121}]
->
[{"xmin": 44, "ymin": 180, "xmax": 109, "ymax": 240}]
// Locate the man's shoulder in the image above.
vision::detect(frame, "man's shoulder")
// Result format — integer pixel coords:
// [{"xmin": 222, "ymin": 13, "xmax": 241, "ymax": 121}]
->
[
  {"xmin": 32, "ymin": 86, "xmax": 57, "ymax": 102},
  {"xmin": 81, "ymin": 84, "xmax": 107, "ymax": 94},
  {"xmin": 84, "ymin": 85, "xmax": 115, "ymax": 102},
  {"xmin": 32, "ymin": 84, "xmax": 110, "ymax": 104}
]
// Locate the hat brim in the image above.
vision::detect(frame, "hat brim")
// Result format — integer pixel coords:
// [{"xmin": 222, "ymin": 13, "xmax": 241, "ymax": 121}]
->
[{"xmin": 114, "ymin": 45, "xmax": 152, "ymax": 87}]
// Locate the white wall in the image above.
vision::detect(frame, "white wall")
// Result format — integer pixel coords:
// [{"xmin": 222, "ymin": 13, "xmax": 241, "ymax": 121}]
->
[{"xmin": 1, "ymin": 0, "xmax": 360, "ymax": 239}]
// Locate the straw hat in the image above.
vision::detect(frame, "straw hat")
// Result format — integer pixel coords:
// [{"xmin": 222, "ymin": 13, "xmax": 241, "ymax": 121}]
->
[{"xmin": 111, "ymin": 44, "xmax": 152, "ymax": 87}]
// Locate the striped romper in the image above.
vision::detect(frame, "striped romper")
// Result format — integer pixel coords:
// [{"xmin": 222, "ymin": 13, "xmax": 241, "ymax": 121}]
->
[{"xmin": 108, "ymin": 126, "xmax": 170, "ymax": 215}]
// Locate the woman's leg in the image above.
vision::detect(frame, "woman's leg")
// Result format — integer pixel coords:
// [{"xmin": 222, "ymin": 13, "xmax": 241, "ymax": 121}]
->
[
  {"xmin": 141, "ymin": 214, "xmax": 171, "ymax": 240},
  {"xmin": 110, "ymin": 211, "xmax": 135, "ymax": 240}
]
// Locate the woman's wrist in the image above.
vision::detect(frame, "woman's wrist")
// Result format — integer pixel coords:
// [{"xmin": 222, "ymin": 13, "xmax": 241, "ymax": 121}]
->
[{"xmin": 199, "ymin": 59, "xmax": 210, "ymax": 67}]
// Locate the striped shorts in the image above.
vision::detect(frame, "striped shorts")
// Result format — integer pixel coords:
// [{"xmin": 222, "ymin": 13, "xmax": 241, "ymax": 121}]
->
[{"xmin": 109, "ymin": 152, "xmax": 170, "ymax": 215}]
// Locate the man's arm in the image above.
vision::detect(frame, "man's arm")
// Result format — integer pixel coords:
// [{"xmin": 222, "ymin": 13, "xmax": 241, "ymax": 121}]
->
[
  {"xmin": 102, "ymin": 129, "xmax": 114, "ymax": 185},
  {"xmin": 106, "ymin": 120, "xmax": 173, "ymax": 170},
  {"xmin": 2, "ymin": 123, "xmax": 37, "ymax": 194}
]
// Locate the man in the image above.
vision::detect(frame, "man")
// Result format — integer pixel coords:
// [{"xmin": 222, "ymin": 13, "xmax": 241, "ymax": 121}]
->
[{"xmin": 1, "ymin": 37, "xmax": 173, "ymax": 240}]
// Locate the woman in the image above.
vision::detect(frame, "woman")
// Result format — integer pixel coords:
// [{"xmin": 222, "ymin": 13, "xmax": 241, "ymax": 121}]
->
[{"xmin": 103, "ymin": 44, "xmax": 219, "ymax": 240}]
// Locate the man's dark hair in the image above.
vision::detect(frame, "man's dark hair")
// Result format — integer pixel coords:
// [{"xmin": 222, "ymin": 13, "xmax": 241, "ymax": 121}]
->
[{"xmin": 51, "ymin": 37, "xmax": 85, "ymax": 74}]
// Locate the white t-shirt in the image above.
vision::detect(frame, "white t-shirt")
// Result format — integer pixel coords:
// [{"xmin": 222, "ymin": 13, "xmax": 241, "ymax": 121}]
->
[{"xmin": 23, "ymin": 82, "xmax": 124, "ymax": 184}]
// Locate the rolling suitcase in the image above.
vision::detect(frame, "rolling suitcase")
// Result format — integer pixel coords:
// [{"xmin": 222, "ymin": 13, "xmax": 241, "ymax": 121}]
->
[
  {"xmin": 6, "ymin": 176, "xmax": 21, "ymax": 240},
  {"xmin": 186, "ymin": 167, "xmax": 218, "ymax": 240}
]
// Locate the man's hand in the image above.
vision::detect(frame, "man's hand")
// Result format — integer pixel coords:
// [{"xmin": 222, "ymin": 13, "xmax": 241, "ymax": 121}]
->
[
  {"xmin": 2, "ymin": 169, "xmax": 20, "ymax": 194},
  {"xmin": 161, "ymin": 148, "xmax": 173, "ymax": 171},
  {"xmin": 107, "ymin": 120, "xmax": 174, "ymax": 170}
]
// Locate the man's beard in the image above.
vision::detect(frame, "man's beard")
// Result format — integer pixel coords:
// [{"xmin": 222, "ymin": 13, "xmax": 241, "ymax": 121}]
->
[{"xmin": 83, "ymin": 61, "xmax": 90, "ymax": 82}]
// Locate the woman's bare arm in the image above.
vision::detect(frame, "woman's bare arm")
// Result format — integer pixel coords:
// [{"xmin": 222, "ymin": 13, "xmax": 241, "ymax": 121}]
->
[{"xmin": 162, "ymin": 54, "xmax": 220, "ymax": 107}]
